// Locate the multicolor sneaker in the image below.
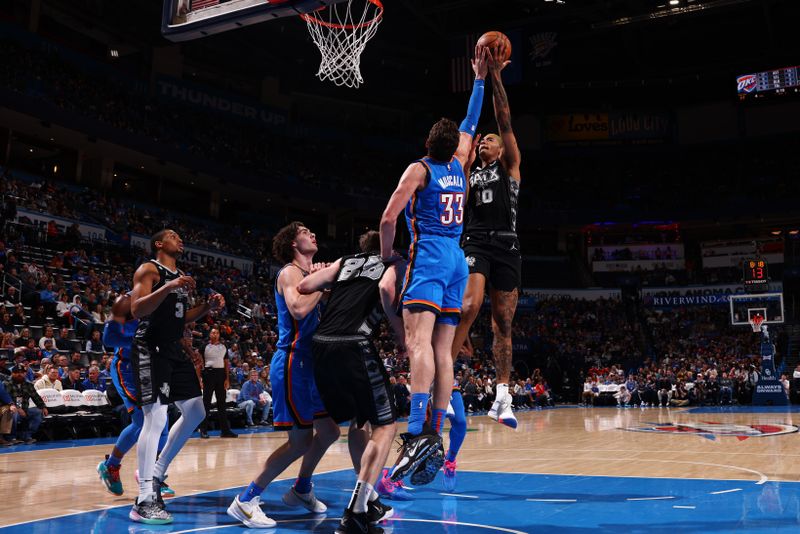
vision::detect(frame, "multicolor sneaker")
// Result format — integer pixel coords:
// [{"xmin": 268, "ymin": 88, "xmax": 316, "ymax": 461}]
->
[
  {"xmin": 410, "ymin": 443, "xmax": 444, "ymax": 486},
  {"xmin": 376, "ymin": 469, "xmax": 414, "ymax": 501},
  {"xmin": 282, "ymin": 484, "xmax": 327, "ymax": 513},
  {"xmin": 442, "ymin": 456, "xmax": 457, "ymax": 492},
  {"xmin": 488, "ymin": 393, "xmax": 518, "ymax": 429},
  {"xmin": 129, "ymin": 495, "xmax": 173, "ymax": 525},
  {"xmin": 226, "ymin": 495, "xmax": 277, "ymax": 529},
  {"xmin": 388, "ymin": 427, "xmax": 443, "ymax": 482},
  {"xmin": 97, "ymin": 459, "xmax": 123, "ymax": 496}
]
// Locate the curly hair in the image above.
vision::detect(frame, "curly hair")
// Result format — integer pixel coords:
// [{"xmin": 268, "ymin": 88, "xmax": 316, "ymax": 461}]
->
[
  {"xmin": 272, "ymin": 221, "xmax": 305, "ymax": 265},
  {"xmin": 425, "ymin": 118, "xmax": 460, "ymax": 162},
  {"xmin": 359, "ymin": 230, "xmax": 380, "ymax": 254}
]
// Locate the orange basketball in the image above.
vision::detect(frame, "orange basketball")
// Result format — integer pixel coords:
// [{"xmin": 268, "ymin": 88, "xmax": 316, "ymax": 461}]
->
[{"xmin": 477, "ymin": 31, "xmax": 512, "ymax": 62}]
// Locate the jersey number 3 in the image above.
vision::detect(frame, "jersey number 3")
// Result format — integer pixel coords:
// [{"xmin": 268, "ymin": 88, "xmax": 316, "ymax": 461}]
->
[{"xmin": 440, "ymin": 193, "xmax": 464, "ymax": 225}]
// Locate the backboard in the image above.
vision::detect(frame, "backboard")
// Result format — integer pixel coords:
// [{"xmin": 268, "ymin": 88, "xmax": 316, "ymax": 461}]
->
[
  {"xmin": 729, "ymin": 292, "xmax": 784, "ymax": 326},
  {"xmin": 162, "ymin": 0, "xmax": 349, "ymax": 42}
]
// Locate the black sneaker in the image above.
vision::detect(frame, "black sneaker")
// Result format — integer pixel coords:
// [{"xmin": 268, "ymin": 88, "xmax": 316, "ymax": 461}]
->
[
  {"xmin": 335, "ymin": 509, "xmax": 384, "ymax": 534},
  {"xmin": 410, "ymin": 441, "xmax": 445, "ymax": 486},
  {"xmin": 389, "ymin": 426, "xmax": 442, "ymax": 482},
  {"xmin": 200, "ymin": 430, "xmax": 209, "ymax": 439},
  {"xmin": 367, "ymin": 497, "xmax": 394, "ymax": 524},
  {"xmin": 129, "ymin": 495, "xmax": 173, "ymax": 525},
  {"xmin": 220, "ymin": 431, "xmax": 238, "ymax": 438}
]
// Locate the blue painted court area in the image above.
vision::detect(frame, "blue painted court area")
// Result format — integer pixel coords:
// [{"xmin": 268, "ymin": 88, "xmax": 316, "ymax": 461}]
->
[{"xmin": 3, "ymin": 470, "xmax": 800, "ymax": 533}]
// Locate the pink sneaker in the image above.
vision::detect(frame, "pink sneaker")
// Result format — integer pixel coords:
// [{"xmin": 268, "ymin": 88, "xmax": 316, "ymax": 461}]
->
[{"xmin": 376, "ymin": 468, "xmax": 414, "ymax": 501}]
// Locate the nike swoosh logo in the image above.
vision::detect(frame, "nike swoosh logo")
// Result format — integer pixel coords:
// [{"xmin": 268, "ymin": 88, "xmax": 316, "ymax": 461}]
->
[{"xmin": 237, "ymin": 501, "xmax": 253, "ymax": 519}]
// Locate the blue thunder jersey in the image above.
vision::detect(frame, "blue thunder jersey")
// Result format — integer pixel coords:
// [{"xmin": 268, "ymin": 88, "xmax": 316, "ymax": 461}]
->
[
  {"xmin": 405, "ymin": 157, "xmax": 467, "ymax": 240},
  {"xmin": 274, "ymin": 265, "xmax": 321, "ymax": 353},
  {"xmin": 103, "ymin": 320, "xmax": 139, "ymax": 360}
]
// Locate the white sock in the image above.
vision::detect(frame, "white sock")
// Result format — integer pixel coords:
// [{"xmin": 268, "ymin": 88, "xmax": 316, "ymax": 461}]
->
[
  {"xmin": 369, "ymin": 489, "xmax": 379, "ymax": 502},
  {"xmin": 138, "ymin": 400, "xmax": 168, "ymax": 502},
  {"xmin": 495, "ymin": 383, "xmax": 509, "ymax": 401},
  {"xmin": 353, "ymin": 481, "xmax": 373, "ymax": 514}
]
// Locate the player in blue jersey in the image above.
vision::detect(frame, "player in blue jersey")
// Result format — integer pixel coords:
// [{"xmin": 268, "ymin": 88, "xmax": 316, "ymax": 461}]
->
[
  {"xmin": 379, "ymin": 45, "xmax": 490, "ymax": 482},
  {"xmin": 96, "ymin": 293, "xmax": 171, "ymax": 497},
  {"xmin": 228, "ymin": 222, "xmax": 341, "ymax": 529}
]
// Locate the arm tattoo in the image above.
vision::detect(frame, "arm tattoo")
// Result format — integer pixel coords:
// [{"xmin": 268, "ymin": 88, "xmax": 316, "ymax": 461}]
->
[{"xmin": 492, "ymin": 71, "xmax": 512, "ymax": 133}]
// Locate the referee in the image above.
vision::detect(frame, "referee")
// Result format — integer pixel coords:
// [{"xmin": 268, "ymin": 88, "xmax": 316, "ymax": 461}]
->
[{"xmin": 200, "ymin": 328, "xmax": 237, "ymax": 438}]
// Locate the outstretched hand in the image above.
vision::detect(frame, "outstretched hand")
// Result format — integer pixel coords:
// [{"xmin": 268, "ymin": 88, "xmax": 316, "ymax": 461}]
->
[
  {"xmin": 489, "ymin": 41, "xmax": 511, "ymax": 73},
  {"xmin": 472, "ymin": 45, "xmax": 491, "ymax": 80},
  {"xmin": 466, "ymin": 133, "xmax": 482, "ymax": 170}
]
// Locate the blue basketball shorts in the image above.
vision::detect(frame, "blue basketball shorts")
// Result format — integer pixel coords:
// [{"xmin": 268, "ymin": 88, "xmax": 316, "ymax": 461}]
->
[
  {"xmin": 111, "ymin": 356, "xmax": 138, "ymax": 413},
  {"xmin": 270, "ymin": 348, "xmax": 328, "ymax": 431},
  {"xmin": 400, "ymin": 235, "xmax": 468, "ymax": 325}
]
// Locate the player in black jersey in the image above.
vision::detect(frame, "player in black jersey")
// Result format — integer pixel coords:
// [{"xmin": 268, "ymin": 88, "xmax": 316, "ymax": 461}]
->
[
  {"xmin": 297, "ymin": 231, "xmax": 405, "ymax": 534},
  {"xmin": 452, "ymin": 42, "xmax": 522, "ymax": 432},
  {"xmin": 128, "ymin": 229, "xmax": 225, "ymax": 525}
]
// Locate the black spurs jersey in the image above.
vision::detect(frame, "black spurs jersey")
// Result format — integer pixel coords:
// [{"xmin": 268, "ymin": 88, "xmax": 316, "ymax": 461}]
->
[
  {"xmin": 465, "ymin": 160, "xmax": 519, "ymax": 235},
  {"xmin": 315, "ymin": 253, "xmax": 388, "ymax": 338},
  {"xmin": 135, "ymin": 260, "xmax": 189, "ymax": 346}
]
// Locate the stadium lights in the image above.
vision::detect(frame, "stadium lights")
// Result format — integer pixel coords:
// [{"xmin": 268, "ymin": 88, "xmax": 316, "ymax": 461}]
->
[
  {"xmin": 789, "ymin": 230, "xmax": 800, "ymax": 236},
  {"xmin": 109, "ymin": 49, "xmax": 119, "ymax": 58},
  {"xmin": 669, "ymin": 0, "xmax": 680, "ymax": 5},
  {"xmin": 771, "ymin": 230, "xmax": 782, "ymax": 235}
]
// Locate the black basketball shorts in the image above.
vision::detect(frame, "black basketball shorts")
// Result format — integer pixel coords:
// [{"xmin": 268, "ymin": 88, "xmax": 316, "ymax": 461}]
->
[
  {"xmin": 462, "ymin": 234, "xmax": 522, "ymax": 292},
  {"xmin": 130, "ymin": 338, "xmax": 201, "ymax": 406},
  {"xmin": 312, "ymin": 337, "xmax": 396, "ymax": 428}
]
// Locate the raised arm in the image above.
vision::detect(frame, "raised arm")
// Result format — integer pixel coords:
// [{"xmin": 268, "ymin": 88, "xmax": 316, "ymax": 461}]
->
[
  {"xmin": 297, "ymin": 259, "xmax": 342, "ymax": 295},
  {"xmin": 454, "ymin": 46, "xmax": 490, "ymax": 170},
  {"xmin": 379, "ymin": 163, "xmax": 427, "ymax": 260},
  {"xmin": 279, "ymin": 266, "xmax": 324, "ymax": 320},
  {"xmin": 489, "ymin": 41, "xmax": 521, "ymax": 180}
]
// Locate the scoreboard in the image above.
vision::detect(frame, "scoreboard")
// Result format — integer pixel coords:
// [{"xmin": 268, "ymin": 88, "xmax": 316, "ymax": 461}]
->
[
  {"xmin": 743, "ymin": 258, "xmax": 769, "ymax": 291},
  {"xmin": 737, "ymin": 66, "xmax": 800, "ymax": 100}
]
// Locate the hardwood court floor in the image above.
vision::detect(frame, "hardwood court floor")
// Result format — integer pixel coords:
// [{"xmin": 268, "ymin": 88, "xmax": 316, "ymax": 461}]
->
[{"xmin": 1, "ymin": 406, "xmax": 799, "ymax": 531}]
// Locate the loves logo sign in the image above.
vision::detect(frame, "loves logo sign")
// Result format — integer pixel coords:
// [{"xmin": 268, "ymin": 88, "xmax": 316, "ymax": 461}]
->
[{"xmin": 737, "ymin": 75, "xmax": 758, "ymax": 94}]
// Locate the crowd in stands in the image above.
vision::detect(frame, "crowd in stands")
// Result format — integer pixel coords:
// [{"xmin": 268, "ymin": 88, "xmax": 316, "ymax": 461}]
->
[{"xmin": 0, "ymin": 40, "xmax": 405, "ymax": 201}]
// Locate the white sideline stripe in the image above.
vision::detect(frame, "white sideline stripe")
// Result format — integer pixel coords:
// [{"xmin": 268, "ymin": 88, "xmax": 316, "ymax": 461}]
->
[
  {"xmin": 673, "ymin": 505, "xmax": 696, "ymax": 509},
  {"xmin": 0, "ymin": 467, "xmax": 352, "ymax": 529},
  {"xmin": 440, "ymin": 493, "xmax": 479, "ymax": 499},
  {"xmin": 626, "ymin": 496, "xmax": 675, "ymax": 501},
  {"xmin": 526, "ymin": 498, "xmax": 577, "ymax": 503},
  {"xmin": 169, "ymin": 517, "xmax": 528, "ymax": 534},
  {"xmin": 710, "ymin": 488, "xmax": 743, "ymax": 495}
]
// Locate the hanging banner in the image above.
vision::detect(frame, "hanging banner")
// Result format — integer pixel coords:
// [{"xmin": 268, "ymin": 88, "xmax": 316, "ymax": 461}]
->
[
  {"xmin": 130, "ymin": 234, "xmax": 253, "ymax": 274},
  {"xmin": 15, "ymin": 208, "xmax": 107, "ymax": 242}
]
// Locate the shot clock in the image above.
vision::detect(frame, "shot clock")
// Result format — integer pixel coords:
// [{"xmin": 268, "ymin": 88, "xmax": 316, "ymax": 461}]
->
[{"xmin": 743, "ymin": 258, "xmax": 769, "ymax": 292}]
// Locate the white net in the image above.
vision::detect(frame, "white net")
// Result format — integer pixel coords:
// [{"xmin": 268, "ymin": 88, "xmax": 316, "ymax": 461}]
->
[
  {"xmin": 750, "ymin": 314, "xmax": 765, "ymax": 333},
  {"xmin": 301, "ymin": 0, "xmax": 383, "ymax": 89}
]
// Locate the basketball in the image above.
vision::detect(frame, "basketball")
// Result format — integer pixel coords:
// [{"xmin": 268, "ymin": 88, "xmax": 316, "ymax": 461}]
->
[{"xmin": 477, "ymin": 30, "xmax": 512, "ymax": 62}]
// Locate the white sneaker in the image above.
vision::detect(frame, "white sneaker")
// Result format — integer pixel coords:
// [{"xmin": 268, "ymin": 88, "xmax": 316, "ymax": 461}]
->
[
  {"xmin": 227, "ymin": 495, "xmax": 277, "ymax": 529},
  {"xmin": 488, "ymin": 394, "xmax": 517, "ymax": 429},
  {"xmin": 282, "ymin": 485, "xmax": 327, "ymax": 513}
]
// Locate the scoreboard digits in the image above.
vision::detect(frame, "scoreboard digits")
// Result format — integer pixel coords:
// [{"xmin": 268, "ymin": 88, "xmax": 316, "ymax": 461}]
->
[
  {"xmin": 737, "ymin": 66, "xmax": 800, "ymax": 100},
  {"xmin": 743, "ymin": 258, "xmax": 769, "ymax": 291}
]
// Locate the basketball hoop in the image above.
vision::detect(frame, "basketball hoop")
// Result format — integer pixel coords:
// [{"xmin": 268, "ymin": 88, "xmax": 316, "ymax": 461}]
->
[
  {"xmin": 300, "ymin": 0, "xmax": 383, "ymax": 88},
  {"xmin": 749, "ymin": 314, "xmax": 765, "ymax": 333}
]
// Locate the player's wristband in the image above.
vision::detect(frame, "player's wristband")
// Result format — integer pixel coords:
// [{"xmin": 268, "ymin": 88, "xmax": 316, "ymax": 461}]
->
[{"xmin": 459, "ymin": 78, "xmax": 485, "ymax": 135}]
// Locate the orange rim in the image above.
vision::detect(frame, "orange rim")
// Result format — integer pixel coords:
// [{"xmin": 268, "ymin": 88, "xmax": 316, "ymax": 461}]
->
[{"xmin": 300, "ymin": 0, "xmax": 383, "ymax": 30}]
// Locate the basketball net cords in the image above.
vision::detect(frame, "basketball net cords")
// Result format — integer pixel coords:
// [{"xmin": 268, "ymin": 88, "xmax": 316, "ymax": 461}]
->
[
  {"xmin": 750, "ymin": 315, "xmax": 764, "ymax": 333},
  {"xmin": 303, "ymin": 1, "xmax": 382, "ymax": 88}
]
